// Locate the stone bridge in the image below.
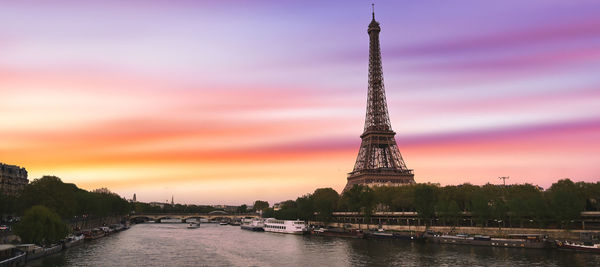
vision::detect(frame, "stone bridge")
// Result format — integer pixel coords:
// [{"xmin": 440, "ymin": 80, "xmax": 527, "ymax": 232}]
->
[{"xmin": 129, "ymin": 212, "xmax": 260, "ymax": 223}]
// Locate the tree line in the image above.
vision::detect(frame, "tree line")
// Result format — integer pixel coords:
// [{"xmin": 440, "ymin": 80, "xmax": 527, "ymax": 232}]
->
[
  {"xmin": 0, "ymin": 176, "xmax": 131, "ymax": 245},
  {"xmin": 261, "ymin": 179, "xmax": 600, "ymax": 229},
  {"xmin": 132, "ymin": 202, "xmax": 219, "ymax": 214}
]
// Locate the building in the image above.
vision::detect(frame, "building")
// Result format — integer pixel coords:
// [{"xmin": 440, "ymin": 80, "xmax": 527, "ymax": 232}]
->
[
  {"xmin": 344, "ymin": 9, "xmax": 415, "ymax": 192},
  {"xmin": 0, "ymin": 163, "xmax": 28, "ymax": 195}
]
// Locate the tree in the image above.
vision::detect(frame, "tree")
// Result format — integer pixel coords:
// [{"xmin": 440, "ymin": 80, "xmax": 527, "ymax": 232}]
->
[
  {"xmin": 0, "ymin": 194, "xmax": 17, "ymax": 216},
  {"xmin": 507, "ymin": 184, "xmax": 542, "ymax": 227},
  {"xmin": 359, "ymin": 187, "xmax": 376, "ymax": 228},
  {"xmin": 276, "ymin": 200, "xmax": 299, "ymax": 220},
  {"xmin": 310, "ymin": 188, "xmax": 339, "ymax": 223},
  {"xmin": 295, "ymin": 195, "xmax": 314, "ymax": 221},
  {"xmin": 548, "ymin": 179, "xmax": 585, "ymax": 229},
  {"xmin": 390, "ymin": 185, "xmax": 415, "ymax": 212},
  {"xmin": 471, "ymin": 190, "xmax": 491, "ymax": 227},
  {"xmin": 253, "ymin": 200, "xmax": 269, "ymax": 212},
  {"xmin": 19, "ymin": 176, "xmax": 79, "ymax": 218},
  {"xmin": 262, "ymin": 208, "xmax": 275, "ymax": 218},
  {"xmin": 341, "ymin": 185, "xmax": 376, "ymax": 227},
  {"xmin": 340, "ymin": 185, "xmax": 364, "ymax": 212},
  {"xmin": 236, "ymin": 204, "xmax": 248, "ymax": 214},
  {"xmin": 15, "ymin": 205, "xmax": 68, "ymax": 245},
  {"xmin": 447, "ymin": 201, "xmax": 461, "ymax": 226},
  {"xmin": 413, "ymin": 184, "xmax": 437, "ymax": 227}
]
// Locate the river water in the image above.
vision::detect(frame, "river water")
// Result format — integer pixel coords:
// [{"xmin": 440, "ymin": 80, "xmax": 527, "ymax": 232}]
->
[{"xmin": 31, "ymin": 223, "xmax": 599, "ymax": 266}]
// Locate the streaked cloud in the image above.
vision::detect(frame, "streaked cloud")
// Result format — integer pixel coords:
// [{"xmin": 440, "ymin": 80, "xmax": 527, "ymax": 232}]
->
[{"xmin": 1, "ymin": 0, "xmax": 599, "ymax": 204}]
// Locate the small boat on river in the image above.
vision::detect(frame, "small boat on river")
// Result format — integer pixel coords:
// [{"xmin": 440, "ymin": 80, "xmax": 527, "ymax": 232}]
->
[
  {"xmin": 556, "ymin": 240, "xmax": 600, "ymax": 253},
  {"xmin": 84, "ymin": 228, "xmax": 105, "ymax": 241},
  {"xmin": 63, "ymin": 234, "xmax": 85, "ymax": 248},
  {"xmin": 240, "ymin": 219, "xmax": 264, "ymax": 231},
  {"xmin": 366, "ymin": 229, "xmax": 394, "ymax": 239},
  {"xmin": 187, "ymin": 222, "xmax": 200, "ymax": 229}
]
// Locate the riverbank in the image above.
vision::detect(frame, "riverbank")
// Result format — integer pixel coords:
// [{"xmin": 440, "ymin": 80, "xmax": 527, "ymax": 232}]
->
[{"xmin": 317, "ymin": 222, "xmax": 600, "ymax": 241}]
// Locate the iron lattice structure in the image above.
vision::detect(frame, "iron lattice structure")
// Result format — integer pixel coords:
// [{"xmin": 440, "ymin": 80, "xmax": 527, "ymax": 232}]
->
[{"xmin": 344, "ymin": 12, "xmax": 415, "ymax": 192}]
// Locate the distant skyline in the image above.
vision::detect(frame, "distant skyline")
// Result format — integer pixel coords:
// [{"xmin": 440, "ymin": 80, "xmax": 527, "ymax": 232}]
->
[{"xmin": 1, "ymin": 1, "xmax": 599, "ymax": 205}]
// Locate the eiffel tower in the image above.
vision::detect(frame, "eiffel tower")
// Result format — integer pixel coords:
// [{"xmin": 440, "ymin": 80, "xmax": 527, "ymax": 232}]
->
[{"xmin": 344, "ymin": 8, "xmax": 415, "ymax": 192}]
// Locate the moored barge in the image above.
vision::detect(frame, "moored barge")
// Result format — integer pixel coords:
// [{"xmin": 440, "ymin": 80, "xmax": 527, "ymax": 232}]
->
[
  {"xmin": 313, "ymin": 227, "xmax": 364, "ymax": 239},
  {"xmin": 428, "ymin": 233, "xmax": 548, "ymax": 249}
]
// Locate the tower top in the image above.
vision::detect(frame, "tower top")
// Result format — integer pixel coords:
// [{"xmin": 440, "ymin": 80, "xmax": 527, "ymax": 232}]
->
[
  {"xmin": 368, "ymin": 4, "xmax": 380, "ymax": 32},
  {"xmin": 372, "ymin": 3, "xmax": 375, "ymax": 20}
]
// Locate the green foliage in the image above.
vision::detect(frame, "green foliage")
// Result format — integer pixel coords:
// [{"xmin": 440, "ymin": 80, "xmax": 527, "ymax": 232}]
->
[
  {"xmin": 507, "ymin": 184, "xmax": 546, "ymax": 227},
  {"xmin": 275, "ymin": 200, "xmax": 298, "ymax": 220},
  {"xmin": 258, "ymin": 179, "xmax": 598, "ymax": 229},
  {"xmin": 132, "ymin": 202, "xmax": 216, "ymax": 214},
  {"xmin": 19, "ymin": 176, "xmax": 79, "ymax": 218},
  {"xmin": 340, "ymin": 185, "xmax": 376, "ymax": 224},
  {"xmin": 548, "ymin": 179, "xmax": 585, "ymax": 228},
  {"xmin": 310, "ymin": 188, "xmax": 339, "ymax": 222},
  {"xmin": 17, "ymin": 176, "xmax": 132, "ymax": 220},
  {"xmin": 413, "ymin": 184, "xmax": 437, "ymax": 226},
  {"xmin": 579, "ymin": 182, "xmax": 600, "ymax": 211},
  {"xmin": 261, "ymin": 208, "xmax": 275, "ymax": 218},
  {"xmin": 295, "ymin": 195, "xmax": 314, "ymax": 221},
  {"xmin": 253, "ymin": 200, "xmax": 269, "ymax": 211},
  {"xmin": 237, "ymin": 204, "xmax": 248, "ymax": 213},
  {"xmin": 340, "ymin": 185, "xmax": 370, "ymax": 212},
  {"xmin": 470, "ymin": 190, "xmax": 491, "ymax": 227},
  {"xmin": 0, "ymin": 194, "xmax": 18, "ymax": 215},
  {"xmin": 15, "ymin": 205, "xmax": 68, "ymax": 245}
]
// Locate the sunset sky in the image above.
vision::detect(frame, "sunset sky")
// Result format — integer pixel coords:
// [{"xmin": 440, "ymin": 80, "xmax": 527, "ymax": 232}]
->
[{"xmin": 1, "ymin": 1, "xmax": 599, "ymax": 205}]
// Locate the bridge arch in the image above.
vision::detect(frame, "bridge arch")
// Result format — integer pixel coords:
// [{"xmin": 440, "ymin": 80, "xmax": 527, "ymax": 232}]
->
[{"xmin": 129, "ymin": 213, "xmax": 260, "ymax": 223}]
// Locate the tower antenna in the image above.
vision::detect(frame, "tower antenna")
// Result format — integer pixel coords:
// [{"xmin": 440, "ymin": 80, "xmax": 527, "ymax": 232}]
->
[{"xmin": 372, "ymin": 3, "xmax": 375, "ymax": 20}]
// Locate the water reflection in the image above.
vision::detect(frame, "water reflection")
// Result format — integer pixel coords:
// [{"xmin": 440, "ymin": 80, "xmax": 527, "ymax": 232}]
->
[{"xmin": 28, "ymin": 223, "xmax": 599, "ymax": 267}]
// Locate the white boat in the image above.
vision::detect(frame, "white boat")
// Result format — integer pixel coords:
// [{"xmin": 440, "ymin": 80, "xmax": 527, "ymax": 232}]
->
[
  {"xmin": 557, "ymin": 240, "xmax": 600, "ymax": 253},
  {"xmin": 187, "ymin": 222, "xmax": 200, "ymax": 229},
  {"xmin": 263, "ymin": 218, "xmax": 307, "ymax": 234},
  {"xmin": 63, "ymin": 234, "xmax": 85, "ymax": 248}
]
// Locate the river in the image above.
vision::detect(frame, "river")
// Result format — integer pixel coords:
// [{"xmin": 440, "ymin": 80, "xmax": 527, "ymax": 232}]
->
[{"xmin": 30, "ymin": 223, "xmax": 599, "ymax": 266}]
